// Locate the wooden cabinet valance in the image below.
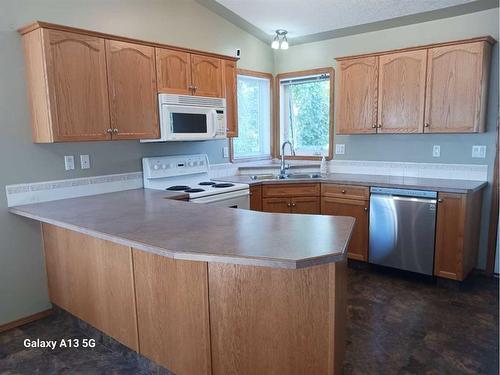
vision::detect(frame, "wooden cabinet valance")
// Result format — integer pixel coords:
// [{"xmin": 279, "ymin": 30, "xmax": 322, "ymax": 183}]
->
[
  {"xmin": 18, "ymin": 21, "xmax": 238, "ymax": 143},
  {"xmin": 336, "ymin": 36, "xmax": 495, "ymax": 135}
]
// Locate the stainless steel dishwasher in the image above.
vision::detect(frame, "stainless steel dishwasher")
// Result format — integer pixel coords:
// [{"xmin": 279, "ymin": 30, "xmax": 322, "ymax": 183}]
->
[{"xmin": 369, "ymin": 187, "xmax": 437, "ymax": 275}]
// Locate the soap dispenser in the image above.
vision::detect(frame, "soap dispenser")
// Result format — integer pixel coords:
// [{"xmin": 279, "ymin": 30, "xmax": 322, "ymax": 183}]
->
[{"xmin": 320, "ymin": 156, "xmax": 328, "ymax": 176}]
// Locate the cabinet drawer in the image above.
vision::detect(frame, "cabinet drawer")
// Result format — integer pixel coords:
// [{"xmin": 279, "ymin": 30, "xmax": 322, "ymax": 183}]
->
[
  {"xmin": 262, "ymin": 183, "xmax": 320, "ymax": 198},
  {"xmin": 321, "ymin": 184, "xmax": 369, "ymax": 200}
]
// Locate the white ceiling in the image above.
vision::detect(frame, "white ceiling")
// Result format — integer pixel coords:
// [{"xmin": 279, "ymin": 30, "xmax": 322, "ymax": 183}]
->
[{"xmin": 214, "ymin": 0, "xmax": 477, "ymax": 38}]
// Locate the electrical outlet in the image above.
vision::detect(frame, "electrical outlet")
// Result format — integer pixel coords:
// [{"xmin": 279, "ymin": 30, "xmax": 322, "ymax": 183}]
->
[
  {"xmin": 432, "ymin": 145, "xmax": 440, "ymax": 158},
  {"xmin": 64, "ymin": 155, "xmax": 75, "ymax": 171},
  {"xmin": 80, "ymin": 155, "xmax": 90, "ymax": 169},
  {"xmin": 335, "ymin": 144, "xmax": 345, "ymax": 155},
  {"xmin": 223, "ymin": 146, "xmax": 229, "ymax": 158},
  {"xmin": 472, "ymin": 145, "xmax": 486, "ymax": 158}
]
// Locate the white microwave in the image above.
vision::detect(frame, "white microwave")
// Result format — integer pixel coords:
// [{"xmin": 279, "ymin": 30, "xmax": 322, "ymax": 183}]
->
[{"xmin": 141, "ymin": 94, "xmax": 227, "ymax": 142}]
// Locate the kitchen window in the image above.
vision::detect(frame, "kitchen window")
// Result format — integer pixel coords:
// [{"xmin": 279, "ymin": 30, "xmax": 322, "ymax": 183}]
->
[
  {"xmin": 277, "ymin": 68, "xmax": 333, "ymax": 158},
  {"xmin": 231, "ymin": 70, "xmax": 272, "ymax": 161}
]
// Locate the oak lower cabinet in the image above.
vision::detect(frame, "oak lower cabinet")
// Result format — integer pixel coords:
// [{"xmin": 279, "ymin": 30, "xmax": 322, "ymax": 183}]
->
[
  {"xmin": 262, "ymin": 184, "xmax": 321, "ymax": 214},
  {"xmin": 105, "ymin": 40, "xmax": 159, "ymax": 140},
  {"xmin": 321, "ymin": 185, "xmax": 369, "ymax": 261},
  {"xmin": 434, "ymin": 191, "xmax": 483, "ymax": 280},
  {"xmin": 41, "ymin": 224, "xmax": 346, "ymax": 375},
  {"xmin": 42, "ymin": 224, "xmax": 138, "ymax": 350},
  {"xmin": 249, "ymin": 185, "xmax": 262, "ymax": 211}
]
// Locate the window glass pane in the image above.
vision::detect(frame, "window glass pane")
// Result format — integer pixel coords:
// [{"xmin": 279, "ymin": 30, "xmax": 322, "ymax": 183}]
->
[
  {"xmin": 233, "ymin": 75, "xmax": 271, "ymax": 159},
  {"xmin": 280, "ymin": 77, "xmax": 330, "ymax": 156}
]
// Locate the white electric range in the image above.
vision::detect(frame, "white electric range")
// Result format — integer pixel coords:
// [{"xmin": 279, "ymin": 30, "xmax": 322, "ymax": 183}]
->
[{"xmin": 142, "ymin": 154, "xmax": 250, "ymax": 209}]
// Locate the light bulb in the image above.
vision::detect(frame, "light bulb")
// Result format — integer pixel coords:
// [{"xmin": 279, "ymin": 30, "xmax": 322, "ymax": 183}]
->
[
  {"xmin": 280, "ymin": 38, "xmax": 289, "ymax": 50},
  {"xmin": 271, "ymin": 37, "xmax": 279, "ymax": 49}
]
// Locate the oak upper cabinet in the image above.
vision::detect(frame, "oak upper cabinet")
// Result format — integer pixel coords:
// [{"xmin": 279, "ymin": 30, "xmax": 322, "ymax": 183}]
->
[
  {"xmin": 434, "ymin": 191, "xmax": 483, "ymax": 281},
  {"xmin": 191, "ymin": 54, "xmax": 223, "ymax": 97},
  {"xmin": 23, "ymin": 29, "xmax": 111, "ymax": 142},
  {"xmin": 377, "ymin": 50, "xmax": 427, "ymax": 133},
  {"xmin": 106, "ymin": 40, "xmax": 159, "ymax": 140},
  {"xmin": 336, "ymin": 56, "xmax": 378, "ymax": 134},
  {"xmin": 424, "ymin": 41, "xmax": 491, "ymax": 133},
  {"xmin": 155, "ymin": 48, "xmax": 192, "ymax": 95},
  {"xmin": 223, "ymin": 60, "xmax": 238, "ymax": 137}
]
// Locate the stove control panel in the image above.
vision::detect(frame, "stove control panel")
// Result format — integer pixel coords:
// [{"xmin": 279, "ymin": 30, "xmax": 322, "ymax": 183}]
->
[{"xmin": 143, "ymin": 154, "xmax": 209, "ymax": 179}]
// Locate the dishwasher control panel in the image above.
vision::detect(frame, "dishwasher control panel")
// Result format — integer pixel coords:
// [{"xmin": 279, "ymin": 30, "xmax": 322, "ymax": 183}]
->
[{"xmin": 370, "ymin": 187, "xmax": 437, "ymax": 199}]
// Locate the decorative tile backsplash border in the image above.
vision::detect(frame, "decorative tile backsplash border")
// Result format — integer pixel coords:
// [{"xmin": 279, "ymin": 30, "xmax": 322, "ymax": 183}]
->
[
  {"xmin": 6, "ymin": 172, "xmax": 143, "ymax": 207},
  {"xmin": 329, "ymin": 160, "xmax": 488, "ymax": 181}
]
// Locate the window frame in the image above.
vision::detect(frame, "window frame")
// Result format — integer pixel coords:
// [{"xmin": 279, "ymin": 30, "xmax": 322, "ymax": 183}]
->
[
  {"xmin": 230, "ymin": 69, "xmax": 274, "ymax": 163},
  {"xmin": 275, "ymin": 67, "xmax": 335, "ymax": 160}
]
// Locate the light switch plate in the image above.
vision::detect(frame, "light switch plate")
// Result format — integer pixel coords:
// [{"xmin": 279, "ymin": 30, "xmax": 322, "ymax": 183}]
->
[
  {"xmin": 64, "ymin": 155, "xmax": 75, "ymax": 171},
  {"xmin": 472, "ymin": 145, "xmax": 486, "ymax": 158},
  {"xmin": 80, "ymin": 155, "xmax": 90, "ymax": 169},
  {"xmin": 335, "ymin": 144, "xmax": 345, "ymax": 155},
  {"xmin": 432, "ymin": 145, "xmax": 440, "ymax": 158},
  {"xmin": 223, "ymin": 146, "xmax": 229, "ymax": 158}
]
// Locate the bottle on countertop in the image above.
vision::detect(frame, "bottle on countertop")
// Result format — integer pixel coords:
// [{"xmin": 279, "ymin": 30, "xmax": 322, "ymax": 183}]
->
[{"xmin": 320, "ymin": 156, "xmax": 329, "ymax": 176}]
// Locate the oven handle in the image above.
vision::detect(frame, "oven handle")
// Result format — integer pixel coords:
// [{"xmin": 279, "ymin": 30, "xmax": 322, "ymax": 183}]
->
[{"xmin": 190, "ymin": 189, "xmax": 249, "ymax": 203}]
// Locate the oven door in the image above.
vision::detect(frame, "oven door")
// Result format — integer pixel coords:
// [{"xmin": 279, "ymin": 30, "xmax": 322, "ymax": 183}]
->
[
  {"xmin": 164, "ymin": 105, "xmax": 217, "ymax": 141},
  {"xmin": 190, "ymin": 189, "xmax": 250, "ymax": 209}
]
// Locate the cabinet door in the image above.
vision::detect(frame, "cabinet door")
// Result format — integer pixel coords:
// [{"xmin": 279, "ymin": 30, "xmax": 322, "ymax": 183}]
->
[
  {"xmin": 223, "ymin": 60, "xmax": 238, "ymax": 137},
  {"xmin": 156, "ymin": 48, "xmax": 192, "ymax": 95},
  {"xmin": 291, "ymin": 197, "xmax": 320, "ymax": 214},
  {"xmin": 262, "ymin": 198, "xmax": 291, "ymax": 213},
  {"xmin": 424, "ymin": 42, "xmax": 490, "ymax": 133},
  {"xmin": 43, "ymin": 29, "xmax": 110, "ymax": 141},
  {"xmin": 336, "ymin": 57, "xmax": 378, "ymax": 134},
  {"xmin": 321, "ymin": 197, "xmax": 369, "ymax": 261},
  {"xmin": 191, "ymin": 54, "xmax": 222, "ymax": 97},
  {"xmin": 42, "ymin": 224, "xmax": 138, "ymax": 350},
  {"xmin": 262, "ymin": 183, "xmax": 321, "ymax": 198},
  {"xmin": 106, "ymin": 40, "xmax": 159, "ymax": 140},
  {"xmin": 378, "ymin": 50, "xmax": 427, "ymax": 133},
  {"xmin": 249, "ymin": 185, "xmax": 262, "ymax": 211},
  {"xmin": 434, "ymin": 193, "xmax": 465, "ymax": 280}
]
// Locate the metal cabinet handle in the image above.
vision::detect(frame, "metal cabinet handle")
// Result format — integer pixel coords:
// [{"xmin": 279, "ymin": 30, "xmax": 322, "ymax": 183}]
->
[
  {"xmin": 364, "ymin": 207, "xmax": 368, "ymax": 212},
  {"xmin": 438, "ymin": 198, "xmax": 443, "ymax": 203},
  {"xmin": 292, "ymin": 202, "xmax": 296, "ymax": 207},
  {"xmin": 424, "ymin": 123, "xmax": 430, "ymax": 128},
  {"xmin": 113, "ymin": 128, "xmax": 119, "ymax": 134},
  {"xmin": 287, "ymin": 202, "xmax": 291, "ymax": 207},
  {"xmin": 377, "ymin": 124, "xmax": 382, "ymax": 128},
  {"xmin": 372, "ymin": 124, "xmax": 377, "ymax": 128},
  {"xmin": 106, "ymin": 128, "xmax": 113, "ymax": 134},
  {"xmin": 341, "ymin": 190, "xmax": 346, "ymax": 194}
]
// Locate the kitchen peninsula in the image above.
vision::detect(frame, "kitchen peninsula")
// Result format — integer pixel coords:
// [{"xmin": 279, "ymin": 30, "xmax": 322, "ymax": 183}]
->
[{"xmin": 10, "ymin": 189, "xmax": 355, "ymax": 375}]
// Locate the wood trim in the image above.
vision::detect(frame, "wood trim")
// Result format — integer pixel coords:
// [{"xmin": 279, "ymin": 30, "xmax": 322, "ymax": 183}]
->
[
  {"xmin": 18, "ymin": 21, "xmax": 239, "ymax": 62},
  {"xmin": 335, "ymin": 35, "xmax": 496, "ymax": 61},
  {"xmin": 0, "ymin": 308, "xmax": 53, "ymax": 333},
  {"xmin": 275, "ymin": 67, "xmax": 335, "ymax": 160},
  {"xmin": 486, "ymin": 116, "xmax": 499, "ymax": 275},
  {"xmin": 230, "ymin": 69, "xmax": 274, "ymax": 162}
]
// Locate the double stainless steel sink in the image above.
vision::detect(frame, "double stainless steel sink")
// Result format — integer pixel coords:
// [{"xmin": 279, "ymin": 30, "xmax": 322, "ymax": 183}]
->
[{"xmin": 249, "ymin": 173, "xmax": 322, "ymax": 181}]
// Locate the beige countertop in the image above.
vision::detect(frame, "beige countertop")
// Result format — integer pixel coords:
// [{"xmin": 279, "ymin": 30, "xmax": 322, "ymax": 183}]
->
[
  {"xmin": 216, "ymin": 173, "xmax": 487, "ymax": 193},
  {"xmin": 9, "ymin": 189, "xmax": 355, "ymax": 269}
]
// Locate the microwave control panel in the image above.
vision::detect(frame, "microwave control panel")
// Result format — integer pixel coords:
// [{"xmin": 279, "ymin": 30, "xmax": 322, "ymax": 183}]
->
[{"xmin": 215, "ymin": 109, "xmax": 227, "ymax": 136}]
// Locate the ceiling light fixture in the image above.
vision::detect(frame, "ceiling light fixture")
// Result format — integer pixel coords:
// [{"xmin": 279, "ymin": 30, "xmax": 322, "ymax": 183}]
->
[{"xmin": 271, "ymin": 29, "xmax": 289, "ymax": 50}]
